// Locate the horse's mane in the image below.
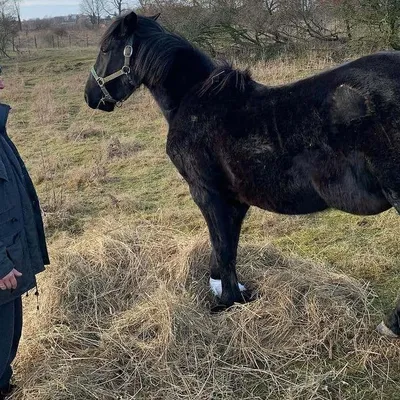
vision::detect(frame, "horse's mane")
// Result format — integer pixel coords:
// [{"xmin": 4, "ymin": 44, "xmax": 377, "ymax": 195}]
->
[
  {"xmin": 100, "ymin": 14, "xmax": 251, "ymax": 94},
  {"xmin": 198, "ymin": 65, "xmax": 252, "ymax": 97},
  {"xmin": 101, "ymin": 14, "xmax": 209, "ymax": 86}
]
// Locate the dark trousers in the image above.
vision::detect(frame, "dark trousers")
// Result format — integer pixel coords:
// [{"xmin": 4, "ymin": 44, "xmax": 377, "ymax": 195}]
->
[{"xmin": 0, "ymin": 297, "xmax": 22, "ymax": 390}]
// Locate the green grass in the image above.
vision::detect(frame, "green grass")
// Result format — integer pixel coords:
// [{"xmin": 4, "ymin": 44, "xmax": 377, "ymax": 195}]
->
[{"xmin": 2, "ymin": 48, "xmax": 400, "ymax": 399}]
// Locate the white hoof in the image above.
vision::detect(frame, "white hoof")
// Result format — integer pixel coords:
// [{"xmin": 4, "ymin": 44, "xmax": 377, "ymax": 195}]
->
[
  {"xmin": 376, "ymin": 321, "xmax": 399, "ymax": 338},
  {"xmin": 209, "ymin": 278, "xmax": 246, "ymax": 298}
]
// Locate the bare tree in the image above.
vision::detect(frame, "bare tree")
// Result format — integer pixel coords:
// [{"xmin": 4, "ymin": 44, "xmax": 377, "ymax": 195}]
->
[
  {"xmin": 81, "ymin": 0, "xmax": 104, "ymax": 25},
  {"xmin": 11, "ymin": 0, "xmax": 21, "ymax": 30},
  {"xmin": 135, "ymin": 0, "xmax": 400, "ymax": 59},
  {"xmin": 103, "ymin": 0, "xmax": 129, "ymax": 15},
  {"xmin": 0, "ymin": 0, "xmax": 18, "ymax": 56}
]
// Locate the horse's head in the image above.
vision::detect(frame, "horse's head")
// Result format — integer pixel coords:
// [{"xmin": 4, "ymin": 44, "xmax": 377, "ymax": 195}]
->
[{"xmin": 85, "ymin": 11, "xmax": 160, "ymax": 112}]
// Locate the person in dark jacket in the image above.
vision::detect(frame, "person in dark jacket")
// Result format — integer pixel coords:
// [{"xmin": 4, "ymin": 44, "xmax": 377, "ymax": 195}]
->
[{"xmin": 0, "ymin": 67, "xmax": 49, "ymax": 399}]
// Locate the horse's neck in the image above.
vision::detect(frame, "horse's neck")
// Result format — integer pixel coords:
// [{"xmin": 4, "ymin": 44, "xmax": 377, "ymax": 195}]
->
[
  {"xmin": 146, "ymin": 48, "xmax": 214, "ymax": 123},
  {"xmin": 148, "ymin": 86, "xmax": 178, "ymax": 121}
]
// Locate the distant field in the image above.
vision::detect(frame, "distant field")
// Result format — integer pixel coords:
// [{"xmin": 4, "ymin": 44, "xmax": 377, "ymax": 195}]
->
[
  {"xmin": 15, "ymin": 28, "xmax": 106, "ymax": 51},
  {"xmin": 1, "ymin": 48, "xmax": 400, "ymax": 399}
]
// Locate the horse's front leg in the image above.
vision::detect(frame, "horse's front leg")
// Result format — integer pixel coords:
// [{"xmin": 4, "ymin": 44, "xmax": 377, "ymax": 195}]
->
[
  {"xmin": 190, "ymin": 186, "xmax": 249, "ymax": 307},
  {"xmin": 209, "ymin": 249, "xmax": 246, "ymax": 300}
]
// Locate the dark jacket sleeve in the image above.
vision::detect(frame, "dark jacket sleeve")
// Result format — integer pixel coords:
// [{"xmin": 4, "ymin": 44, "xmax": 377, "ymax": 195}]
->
[
  {"xmin": 3, "ymin": 134, "xmax": 50, "ymax": 265},
  {"xmin": 0, "ymin": 104, "xmax": 10, "ymax": 128},
  {"xmin": 0, "ymin": 103, "xmax": 49, "ymax": 265},
  {"xmin": 0, "ymin": 105, "xmax": 15, "ymax": 277}
]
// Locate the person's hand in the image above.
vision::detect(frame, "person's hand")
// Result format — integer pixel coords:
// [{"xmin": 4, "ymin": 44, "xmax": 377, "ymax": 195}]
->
[{"xmin": 0, "ymin": 269, "xmax": 22, "ymax": 290}]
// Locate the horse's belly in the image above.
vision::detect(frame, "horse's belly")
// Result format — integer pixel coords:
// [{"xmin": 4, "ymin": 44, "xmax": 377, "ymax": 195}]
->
[
  {"xmin": 247, "ymin": 188, "xmax": 329, "ymax": 215},
  {"xmin": 313, "ymin": 176, "xmax": 390, "ymax": 215},
  {"xmin": 310, "ymin": 152, "xmax": 391, "ymax": 215},
  {"xmin": 230, "ymin": 150, "xmax": 390, "ymax": 216},
  {"xmin": 233, "ymin": 166, "xmax": 329, "ymax": 215}
]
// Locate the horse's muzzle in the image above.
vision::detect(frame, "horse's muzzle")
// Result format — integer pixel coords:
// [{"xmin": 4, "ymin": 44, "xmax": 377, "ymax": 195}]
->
[{"xmin": 97, "ymin": 100, "xmax": 116, "ymax": 112}]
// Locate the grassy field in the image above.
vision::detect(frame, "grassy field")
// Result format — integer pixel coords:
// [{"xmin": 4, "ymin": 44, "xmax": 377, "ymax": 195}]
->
[{"xmin": 1, "ymin": 48, "xmax": 400, "ymax": 399}]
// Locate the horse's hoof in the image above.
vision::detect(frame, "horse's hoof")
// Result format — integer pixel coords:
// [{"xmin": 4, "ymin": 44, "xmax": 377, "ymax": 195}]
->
[
  {"xmin": 210, "ymin": 304, "xmax": 228, "ymax": 313},
  {"xmin": 210, "ymin": 301, "xmax": 245, "ymax": 314},
  {"xmin": 210, "ymin": 291, "xmax": 257, "ymax": 314},
  {"xmin": 241, "ymin": 289, "xmax": 256, "ymax": 303},
  {"xmin": 376, "ymin": 321, "xmax": 400, "ymax": 338}
]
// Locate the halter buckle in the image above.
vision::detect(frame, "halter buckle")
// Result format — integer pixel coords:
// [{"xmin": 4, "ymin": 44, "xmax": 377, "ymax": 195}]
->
[{"xmin": 124, "ymin": 45, "xmax": 133, "ymax": 57}]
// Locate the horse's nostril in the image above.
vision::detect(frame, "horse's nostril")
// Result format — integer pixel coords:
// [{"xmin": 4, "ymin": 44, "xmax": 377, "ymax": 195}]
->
[{"xmin": 84, "ymin": 93, "xmax": 89, "ymax": 104}]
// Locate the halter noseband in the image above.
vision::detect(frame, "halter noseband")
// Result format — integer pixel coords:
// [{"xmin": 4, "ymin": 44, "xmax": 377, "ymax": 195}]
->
[{"xmin": 91, "ymin": 37, "xmax": 134, "ymax": 107}]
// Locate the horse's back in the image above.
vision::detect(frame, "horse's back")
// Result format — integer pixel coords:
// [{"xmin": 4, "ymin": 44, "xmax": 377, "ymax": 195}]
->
[{"xmin": 168, "ymin": 52, "xmax": 400, "ymax": 216}]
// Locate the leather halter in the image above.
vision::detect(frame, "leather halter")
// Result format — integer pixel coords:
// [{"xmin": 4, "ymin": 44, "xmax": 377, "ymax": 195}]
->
[{"xmin": 91, "ymin": 37, "xmax": 134, "ymax": 107}]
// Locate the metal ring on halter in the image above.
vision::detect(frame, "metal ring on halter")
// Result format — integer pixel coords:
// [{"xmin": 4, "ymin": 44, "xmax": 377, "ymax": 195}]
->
[
  {"xmin": 97, "ymin": 77, "xmax": 105, "ymax": 87},
  {"xmin": 122, "ymin": 66, "xmax": 131, "ymax": 74}
]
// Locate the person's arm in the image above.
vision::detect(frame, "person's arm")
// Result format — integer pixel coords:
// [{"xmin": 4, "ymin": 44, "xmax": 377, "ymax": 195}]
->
[{"xmin": 0, "ymin": 99, "xmax": 22, "ymax": 290}]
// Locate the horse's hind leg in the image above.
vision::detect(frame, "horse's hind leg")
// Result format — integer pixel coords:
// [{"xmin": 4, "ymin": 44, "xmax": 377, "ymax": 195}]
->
[
  {"xmin": 190, "ymin": 185, "xmax": 249, "ymax": 307},
  {"xmin": 377, "ymin": 303, "xmax": 400, "ymax": 338},
  {"xmin": 373, "ymin": 187, "xmax": 400, "ymax": 337},
  {"xmin": 366, "ymin": 153, "xmax": 400, "ymax": 337}
]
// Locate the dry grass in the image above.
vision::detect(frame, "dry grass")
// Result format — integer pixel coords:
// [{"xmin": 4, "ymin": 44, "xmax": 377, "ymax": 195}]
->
[
  {"xmin": 106, "ymin": 137, "xmax": 143, "ymax": 159},
  {"xmin": 246, "ymin": 55, "xmax": 336, "ymax": 86},
  {"xmin": 0, "ymin": 48, "xmax": 399, "ymax": 399},
  {"xmin": 14, "ymin": 221, "xmax": 400, "ymax": 399},
  {"xmin": 31, "ymin": 82, "xmax": 69, "ymax": 126}
]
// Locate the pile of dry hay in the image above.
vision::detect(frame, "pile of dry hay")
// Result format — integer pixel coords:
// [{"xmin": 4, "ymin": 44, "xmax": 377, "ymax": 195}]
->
[{"xmin": 15, "ymin": 219, "xmax": 399, "ymax": 400}]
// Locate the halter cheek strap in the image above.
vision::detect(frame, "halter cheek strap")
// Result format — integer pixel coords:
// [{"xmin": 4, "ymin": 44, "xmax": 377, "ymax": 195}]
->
[{"xmin": 91, "ymin": 37, "xmax": 134, "ymax": 107}]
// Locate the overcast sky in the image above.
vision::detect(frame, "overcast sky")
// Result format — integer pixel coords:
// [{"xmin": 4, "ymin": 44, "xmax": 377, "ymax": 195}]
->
[{"xmin": 20, "ymin": 0, "xmax": 81, "ymax": 20}]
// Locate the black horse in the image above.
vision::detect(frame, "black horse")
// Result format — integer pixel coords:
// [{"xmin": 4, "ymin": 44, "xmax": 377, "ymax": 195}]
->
[{"xmin": 85, "ymin": 11, "xmax": 400, "ymax": 338}]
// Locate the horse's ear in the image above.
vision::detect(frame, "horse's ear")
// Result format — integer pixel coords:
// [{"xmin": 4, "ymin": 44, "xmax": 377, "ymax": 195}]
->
[
  {"xmin": 150, "ymin": 13, "xmax": 161, "ymax": 21},
  {"xmin": 122, "ymin": 11, "xmax": 138, "ymax": 33}
]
